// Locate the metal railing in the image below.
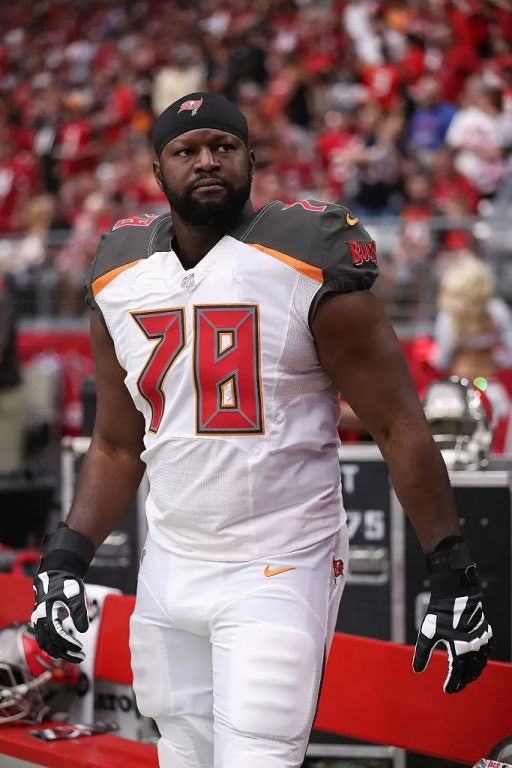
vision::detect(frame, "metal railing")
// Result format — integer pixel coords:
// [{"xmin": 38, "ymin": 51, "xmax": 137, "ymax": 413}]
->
[{"xmin": 1, "ymin": 213, "xmax": 511, "ymax": 333}]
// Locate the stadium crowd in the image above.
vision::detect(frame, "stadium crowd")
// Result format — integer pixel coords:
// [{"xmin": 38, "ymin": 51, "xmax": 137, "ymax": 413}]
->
[{"xmin": 0, "ymin": 0, "xmax": 511, "ymax": 316}]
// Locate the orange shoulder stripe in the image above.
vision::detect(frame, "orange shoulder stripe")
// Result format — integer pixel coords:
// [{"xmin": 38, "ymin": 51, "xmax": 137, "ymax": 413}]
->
[
  {"xmin": 91, "ymin": 259, "xmax": 143, "ymax": 297},
  {"xmin": 249, "ymin": 243, "xmax": 323, "ymax": 283}
]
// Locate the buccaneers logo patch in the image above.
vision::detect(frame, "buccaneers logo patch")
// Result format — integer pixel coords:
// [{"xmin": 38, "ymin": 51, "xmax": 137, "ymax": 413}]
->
[
  {"xmin": 112, "ymin": 214, "xmax": 157, "ymax": 231},
  {"xmin": 178, "ymin": 98, "xmax": 203, "ymax": 116},
  {"xmin": 347, "ymin": 240, "xmax": 377, "ymax": 267}
]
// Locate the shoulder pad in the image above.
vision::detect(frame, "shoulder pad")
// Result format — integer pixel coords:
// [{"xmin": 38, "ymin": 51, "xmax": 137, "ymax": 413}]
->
[
  {"xmin": 84, "ymin": 213, "xmax": 172, "ymax": 309},
  {"xmin": 237, "ymin": 199, "xmax": 378, "ymax": 298}
]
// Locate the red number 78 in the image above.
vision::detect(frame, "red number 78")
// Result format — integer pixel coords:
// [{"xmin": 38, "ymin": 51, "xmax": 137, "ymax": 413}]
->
[{"xmin": 131, "ymin": 304, "xmax": 264, "ymax": 435}]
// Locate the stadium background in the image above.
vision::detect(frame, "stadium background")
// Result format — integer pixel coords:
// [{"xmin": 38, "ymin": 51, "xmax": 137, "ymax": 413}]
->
[{"xmin": 0, "ymin": 1, "xmax": 511, "ymax": 766}]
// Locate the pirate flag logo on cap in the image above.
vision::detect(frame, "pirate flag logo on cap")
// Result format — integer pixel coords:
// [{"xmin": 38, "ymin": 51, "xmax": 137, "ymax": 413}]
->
[{"xmin": 178, "ymin": 98, "xmax": 203, "ymax": 116}]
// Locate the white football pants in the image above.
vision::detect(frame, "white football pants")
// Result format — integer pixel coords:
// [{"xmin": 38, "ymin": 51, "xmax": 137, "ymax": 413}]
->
[{"xmin": 129, "ymin": 527, "xmax": 348, "ymax": 768}]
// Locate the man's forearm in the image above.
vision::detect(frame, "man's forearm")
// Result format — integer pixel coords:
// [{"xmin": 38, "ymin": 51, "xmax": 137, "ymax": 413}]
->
[
  {"xmin": 65, "ymin": 437, "xmax": 146, "ymax": 549},
  {"xmin": 376, "ymin": 421, "xmax": 460, "ymax": 553}
]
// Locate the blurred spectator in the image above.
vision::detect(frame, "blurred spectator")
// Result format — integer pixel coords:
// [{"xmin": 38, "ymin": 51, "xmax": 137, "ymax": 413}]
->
[
  {"xmin": 386, "ymin": 170, "xmax": 435, "ymax": 315},
  {"xmin": 433, "ymin": 196, "xmax": 477, "ymax": 276},
  {"xmin": 56, "ymin": 91, "xmax": 100, "ymax": 178},
  {"xmin": 151, "ymin": 48, "xmax": 206, "ymax": 117},
  {"xmin": 426, "ymin": 25, "xmax": 481, "ymax": 105},
  {"xmin": 407, "ymin": 75, "xmax": 457, "ymax": 162},
  {"xmin": 433, "ymin": 254, "xmax": 512, "ymax": 378},
  {"xmin": 204, "ymin": 35, "xmax": 235, "ymax": 98},
  {"xmin": 315, "ymin": 108, "xmax": 360, "ymax": 200},
  {"xmin": 54, "ymin": 190, "xmax": 122, "ymax": 316},
  {"xmin": 357, "ymin": 50, "xmax": 402, "ymax": 112},
  {"xmin": 17, "ymin": 195, "xmax": 58, "ymax": 271},
  {"xmin": 95, "ymin": 70, "xmax": 138, "ymax": 145},
  {"xmin": 31, "ymin": 85, "xmax": 62, "ymax": 195},
  {"xmin": 271, "ymin": 131, "xmax": 319, "ymax": 201},
  {"xmin": 348, "ymin": 101, "xmax": 403, "ymax": 217},
  {"xmin": 431, "ymin": 146, "xmax": 480, "ymax": 215},
  {"xmin": 432, "ymin": 255, "xmax": 512, "ymax": 452},
  {"xmin": 262, "ymin": 52, "xmax": 313, "ymax": 129},
  {"xmin": 0, "ymin": 275, "xmax": 25, "ymax": 473},
  {"xmin": 0, "ymin": 129, "xmax": 36, "ymax": 233},
  {"xmin": 229, "ymin": 28, "xmax": 268, "ymax": 94},
  {"xmin": 446, "ymin": 76, "xmax": 507, "ymax": 197}
]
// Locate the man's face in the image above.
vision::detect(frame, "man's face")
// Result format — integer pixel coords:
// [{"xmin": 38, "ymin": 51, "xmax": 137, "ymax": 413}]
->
[{"xmin": 154, "ymin": 128, "xmax": 255, "ymax": 227}]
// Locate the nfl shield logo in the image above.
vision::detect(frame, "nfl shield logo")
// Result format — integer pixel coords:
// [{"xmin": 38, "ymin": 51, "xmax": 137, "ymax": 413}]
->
[
  {"xmin": 178, "ymin": 98, "xmax": 203, "ymax": 116},
  {"xmin": 181, "ymin": 273, "xmax": 195, "ymax": 288}
]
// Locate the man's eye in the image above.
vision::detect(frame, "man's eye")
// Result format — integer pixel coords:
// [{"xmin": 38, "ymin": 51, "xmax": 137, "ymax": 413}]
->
[
  {"xmin": 176, "ymin": 149, "xmax": 192, "ymax": 157},
  {"xmin": 218, "ymin": 144, "xmax": 234, "ymax": 152}
]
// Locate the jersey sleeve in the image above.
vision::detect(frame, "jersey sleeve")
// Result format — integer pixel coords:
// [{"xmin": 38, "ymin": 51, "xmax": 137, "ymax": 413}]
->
[
  {"xmin": 236, "ymin": 199, "xmax": 379, "ymax": 327},
  {"xmin": 83, "ymin": 213, "xmax": 172, "ymax": 312},
  {"xmin": 310, "ymin": 203, "xmax": 379, "ymax": 319}
]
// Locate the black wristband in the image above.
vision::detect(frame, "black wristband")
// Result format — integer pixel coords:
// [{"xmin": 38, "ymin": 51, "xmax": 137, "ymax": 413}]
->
[
  {"xmin": 426, "ymin": 538, "xmax": 480, "ymax": 596},
  {"xmin": 432, "ymin": 534, "xmax": 464, "ymax": 553},
  {"xmin": 39, "ymin": 524, "xmax": 95, "ymax": 579}
]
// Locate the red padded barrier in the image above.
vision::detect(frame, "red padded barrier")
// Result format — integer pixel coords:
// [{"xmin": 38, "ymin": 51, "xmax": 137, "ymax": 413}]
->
[
  {"xmin": 0, "ymin": 572, "xmax": 33, "ymax": 627},
  {"xmin": 315, "ymin": 632, "xmax": 512, "ymax": 764},
  {"xmin": 93, "ymin": 593, "xmax": 135, "ymax": 684}
]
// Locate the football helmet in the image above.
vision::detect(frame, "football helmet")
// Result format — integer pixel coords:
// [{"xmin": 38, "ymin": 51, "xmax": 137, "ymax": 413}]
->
[
  {"xmin": 0, "ymin": 623, "xmax": 87, "ymax": 724},
  {"xmin": 422, "ymin": 376, "xmax": 493, "ymax": 470},
  {"xmin": 473, "ymin": 735, "xmax": 512, "ymax": 767}
]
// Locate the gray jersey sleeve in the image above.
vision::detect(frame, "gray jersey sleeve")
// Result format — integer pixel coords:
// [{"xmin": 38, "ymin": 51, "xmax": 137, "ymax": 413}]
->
[
  {"xmin": 309, "ymin": 203, "xmax": 379, "ymax": 321},
  {"xmin": 236, "ymin": 200, "xmax": 379, "ymax": 327},
  {"xmin": 83, "ymin": 213, "xmax": 173, "ymax": 312}
]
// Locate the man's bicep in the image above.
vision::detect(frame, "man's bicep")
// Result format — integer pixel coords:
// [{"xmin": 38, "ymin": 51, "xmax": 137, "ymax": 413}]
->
[
  {"xmin": 312, "ymin": 291, "xmax": 425, "ymax": 436},
  {"xmin": 89, "ymin": 310, "xmax": 145, "ymax": 454}
]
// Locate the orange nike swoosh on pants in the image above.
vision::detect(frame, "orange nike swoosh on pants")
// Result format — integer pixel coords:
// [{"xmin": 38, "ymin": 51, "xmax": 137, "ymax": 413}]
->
[{"xmin": 263, "ymin": 565, "xmax": 297, "ymax": 577}]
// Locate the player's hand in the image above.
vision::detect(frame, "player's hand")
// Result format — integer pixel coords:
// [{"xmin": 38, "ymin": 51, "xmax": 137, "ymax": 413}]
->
[
  {"xmin": 31, "ymin": 524, "xmax": 95, "ymax": 664},
  {"xmin": 32, "ymin": 569, "xmax": 88, "ymax": 662},
  {"xmin": 413, "ymin": 537, "xmax": 492, "ymax": 693}
]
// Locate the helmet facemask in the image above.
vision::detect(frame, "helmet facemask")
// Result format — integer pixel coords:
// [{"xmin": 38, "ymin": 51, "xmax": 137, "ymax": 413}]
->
[
  {"xmin": 0, "ymin": 659, "xmax": 52, "ymax": 724},
  {"xmin": 423, "ymin": 377, "xmax": 493, "ymax": 470},
  {"xmin": 0, "ymin": 624, "xmax": 87, "ymax": 725}
]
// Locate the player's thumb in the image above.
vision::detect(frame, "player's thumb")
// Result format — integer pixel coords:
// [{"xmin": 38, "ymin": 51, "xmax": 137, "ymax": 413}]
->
[
  {"xmin": 70, "ymin": 600, "xmax": 89, "ymax": 633},
  {"xmin": 66, "ymin": 583, "xmax": 89, "ymax": 633},
  {"xmin": 412, "ymin": 633, "xmax": 434, "ymax": 673},
  {"xmin": 412, "ymin": 612, "xmax": 437, "ymax": 673}
]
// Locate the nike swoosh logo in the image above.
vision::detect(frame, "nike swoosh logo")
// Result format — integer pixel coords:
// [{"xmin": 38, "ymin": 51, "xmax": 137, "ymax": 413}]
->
[
  {"xmin": 346, "ymin": 213, "xmax": 359, "ymax": 226},
  {"xmin": 264, "ymin": 565, "xmax": 296, "ymax": 577}
]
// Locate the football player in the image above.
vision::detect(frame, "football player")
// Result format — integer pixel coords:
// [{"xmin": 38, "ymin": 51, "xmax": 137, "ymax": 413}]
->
[{"xmin": 31, "ymin": 92, "xmax": 491, "ymax": 768}]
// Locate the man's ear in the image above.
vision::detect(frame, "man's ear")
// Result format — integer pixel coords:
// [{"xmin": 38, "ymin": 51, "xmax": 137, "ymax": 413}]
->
[{"xmin": 153, "ymin": 160, "xmax": 163, "ymax": 190}]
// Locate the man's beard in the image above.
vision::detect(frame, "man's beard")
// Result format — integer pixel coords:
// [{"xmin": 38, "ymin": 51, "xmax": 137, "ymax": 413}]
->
[{"xmin": 161, "ymin": 172, "xmax": 252, "ymax": 228}]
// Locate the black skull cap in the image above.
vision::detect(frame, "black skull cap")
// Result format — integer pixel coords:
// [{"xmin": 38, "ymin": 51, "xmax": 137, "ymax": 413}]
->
[{"xmin": 151, "ymin": 91, "xmax": 249, "ymax": 157}]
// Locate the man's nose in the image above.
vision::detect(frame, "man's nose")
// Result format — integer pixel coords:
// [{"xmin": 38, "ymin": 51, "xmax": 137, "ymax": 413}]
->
[{"xmin": 194, "ymin": 147, "xmax": 220, "ymax": 172}]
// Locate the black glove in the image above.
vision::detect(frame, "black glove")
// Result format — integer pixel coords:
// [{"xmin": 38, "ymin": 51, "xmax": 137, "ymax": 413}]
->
[
  {"xmin": 413, "ymin": 536, "xmax": 492, "ymax": 694},
  {"xmin": 31, "ymin": 524, "xmax": 95, "ymax": 663}
]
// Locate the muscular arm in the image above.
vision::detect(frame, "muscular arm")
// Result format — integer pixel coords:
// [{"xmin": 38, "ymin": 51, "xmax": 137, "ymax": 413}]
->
[
  {"xmin": 66, "ymin": 311, "xmax": 146, "ymax": 548},
  {"xmin": 313, "ymin": 290, "xmax": 459, "ymax": 553}
]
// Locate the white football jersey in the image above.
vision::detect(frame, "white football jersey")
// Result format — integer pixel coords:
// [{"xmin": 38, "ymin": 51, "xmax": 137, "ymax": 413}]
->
[{"xmin": 85, "ymin": 200, "xmax": 378, "ymax": 560}]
